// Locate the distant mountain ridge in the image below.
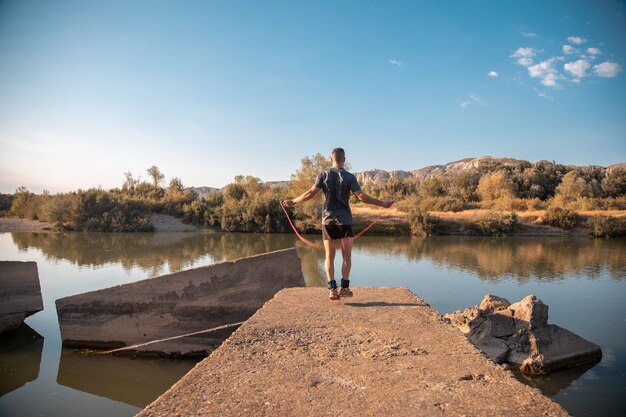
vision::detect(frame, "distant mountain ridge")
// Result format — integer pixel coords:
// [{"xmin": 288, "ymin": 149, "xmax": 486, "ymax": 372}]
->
[
  {"xmin": 355, "ymin": 156, "xmax": 626, "ymax": 185},
  {"xmin": 190, "ymin": 156, "xmax": 626, "ymax": 190}
]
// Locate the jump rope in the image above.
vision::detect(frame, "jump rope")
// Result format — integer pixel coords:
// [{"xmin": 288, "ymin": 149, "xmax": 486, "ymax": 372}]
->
[{"xmin": 280, "ymin": 202, "xmax": 393, "ymax": 249}]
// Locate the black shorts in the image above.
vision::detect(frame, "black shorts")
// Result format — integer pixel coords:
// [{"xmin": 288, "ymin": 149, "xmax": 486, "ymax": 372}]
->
[{"xmin": 322, "ymin": 224, "xmax": 354, "ymax": 241}]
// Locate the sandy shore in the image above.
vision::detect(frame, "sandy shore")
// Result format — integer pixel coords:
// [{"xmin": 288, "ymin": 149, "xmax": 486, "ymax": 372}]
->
[
  {"xmin": 148, "ymin": 214, "xmax": 205, "ymax": 232},
  {"xmin": 0, "ymin": 218, "xmax": 53, "ymax": 232},
  {"xmin": 0, "ymin": 214, "xmax": 207, "ymax": 233}
]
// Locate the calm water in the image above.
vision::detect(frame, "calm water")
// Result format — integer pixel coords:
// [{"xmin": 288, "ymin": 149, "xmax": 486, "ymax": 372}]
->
[{"xmin": 0, "ymin": 232, "xmax": 625, "ymax": 417}]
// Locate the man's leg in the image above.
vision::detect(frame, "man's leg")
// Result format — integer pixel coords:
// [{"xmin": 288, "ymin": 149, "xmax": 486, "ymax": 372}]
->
[
  {"xmin": 323, "ymin": 239, "xmax": 336, "ymax": 280},
  {"xmin": 323, "ymin": 238, "xmax": 340, "ymax": 300},
  {"xmin": 340, "ymin": 237, "xmax": 353, "ymax": 279},
  {"xmin": 339, "ymin": 237, "xmax": 354, "ymax": 296}
]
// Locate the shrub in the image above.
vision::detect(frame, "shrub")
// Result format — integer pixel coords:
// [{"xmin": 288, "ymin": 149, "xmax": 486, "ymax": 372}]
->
[
  {"xmin": 407, "ymin": 208, "xmax": 437, "ymax": 237},
  {"xmin": 587, "ymin": 216, "xmax": 626, "ymax": 238},
  {"xmin": 542, "ymin": 207, "xmax": 579, "ymax": 230},
  {"xmin": 469, "ymin": 211, "xmax": 518, "ymax": 236}
]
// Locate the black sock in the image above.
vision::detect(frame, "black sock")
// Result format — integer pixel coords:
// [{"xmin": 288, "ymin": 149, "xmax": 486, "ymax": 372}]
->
[
  {"xmin": 341, "ymin": 278, "xmax": 350, "ymax": 289},
  {"xmin": 327, "ymin": 279, "xmax": 337, "ymax": 290}
]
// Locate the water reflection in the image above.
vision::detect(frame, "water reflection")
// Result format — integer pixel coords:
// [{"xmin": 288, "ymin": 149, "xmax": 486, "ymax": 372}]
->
[
  {"xmin": 14, "ymin": 233, "xmax": 623, "ymax": 284},
  {"xmin": 57, "ymin": 349, "xmax": 196, "ymax": 408},
  {"xmin": 0, "ymin": 325, "xmax": 43, "ymax": 396},
  {"xmin": 11, "ymin": 232, "xmax": 297, "ymax": 276},
  {"xmin": 512, "ymin": 362, "xmax": 598, "ymax": 397},
  {"xmin": 303, "ymin": 236, "xmax": 626, "ymax": 283}
]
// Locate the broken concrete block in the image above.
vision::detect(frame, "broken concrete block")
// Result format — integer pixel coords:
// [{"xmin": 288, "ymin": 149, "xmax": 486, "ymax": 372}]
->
[
  {"xmin": 444, "ymin": 294, "xmax": 602, "ymax": 374},
  {"xmin": 0, "ymin": 261, "xmax": 43, "ymax": 334},
  {"xmin": 56, "ymin": 248, "xmax": 304, "ymax": 356}
]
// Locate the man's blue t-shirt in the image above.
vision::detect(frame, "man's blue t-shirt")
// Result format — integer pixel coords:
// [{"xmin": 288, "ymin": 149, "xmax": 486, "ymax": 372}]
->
[{"xmin": 314, "ymin": 168, "xmax": 361, "ymax": 225}]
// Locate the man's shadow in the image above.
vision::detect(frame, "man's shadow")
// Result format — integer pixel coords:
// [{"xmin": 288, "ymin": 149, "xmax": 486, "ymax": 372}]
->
[{"xmin": 343, "ymin": 302, "xmax": 428, "ymax": 307}]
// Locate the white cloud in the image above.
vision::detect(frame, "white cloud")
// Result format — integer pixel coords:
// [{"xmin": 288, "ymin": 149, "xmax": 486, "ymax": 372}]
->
[
  {"xmin": 538, "ymin": 91, "xmax": 554, "ymax": 100},
  {"xmin": 587, "ymin": 47, "xmax": 602, "ymax": 55},
  {"xmin": 388, "ymin": 58, "xmax": 402, "ymax": 67},
  {"xmin": 522, "ymin": 32, "xmax": 537, "ymax": 37},
  {"xmin": 593, "ymin": 61, "xmax": 621, "ymax": 78},
  {"xmin": 562, "ymin": 45, "xmax": 578, "ymax": 55},
  {"xmin": 567, "ymin": 36, "xmax": 587, "ymax": 45},
  {"xmin": 459, "ymin": 94, "xmax": 481, "ymax": 108},
  {"xmin": 564, "ymin": 59, "xmax": 591, "ymax": 78},
  {"xmin": 510, "ymin": 47, "xmax": 536, "ymax": 66},
  {"xmin": 487, "ymin": 71, "xmax": 498, "ymax": 77},
  {"xmin": 528, "ymin": 58, "xmax": 562, "ymax": 88}
]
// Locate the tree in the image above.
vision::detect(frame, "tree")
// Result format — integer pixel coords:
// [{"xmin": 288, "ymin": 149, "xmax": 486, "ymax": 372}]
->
[
  {"xmin": 168, "ymin": 177, "xmax": 184, "ymax": 192},
  {"xmin": 147, "ymin": 165, "xmax": 165, "ymax": 187},
  {"xmin": 555, "ymin": 171, "xmax": 591, "ymax": 202},
  {"xmin": 289, "ymin": 153, "xmax": 333, "ymax": 197},
  {"xmin": 477, "ymin": 171, "xmax": 516, "ymax": 206},
  {"xmin": 288, "ymin": 153, "xmax": 335, "ymax": 231},
  {"xmin": 601, "ymin": 168, "xmax": 626, "ymax": 197},
  {"xmin": 123, "ymin": 171, "xmax": 139, "ymax": 192}
]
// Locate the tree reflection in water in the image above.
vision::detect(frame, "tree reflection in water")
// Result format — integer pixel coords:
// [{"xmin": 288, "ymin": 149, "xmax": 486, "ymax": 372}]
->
[{"xmin": 11, "ymin": 233, "xmax": 625, "ymax": 284}]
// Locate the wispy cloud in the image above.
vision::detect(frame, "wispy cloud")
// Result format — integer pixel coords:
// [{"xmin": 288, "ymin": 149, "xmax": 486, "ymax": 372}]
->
[
  {"xmin": 538, "ymin": 91, "xmax": 554, "ymax": 100},
  {"xmin": 567, "ymin": 36, "xmax": 587, "ymax": 45},
  {"xmin": 593, "ymin": 61, "xmax": 621, "ymax": 78},
  {"xmin": 459, "ymin": 94, "xmax": 482, "ymax": 108},
  {"xmin": 587, "ymin": 47, "xmax": 602, "ymax": 55},
  {"xmin": 388, "ymin": 58, "xmax": 402, "ymax": 67},
  {"xmin": 510, "ymin": 47, "xmax": 536, "ymax": 66},
  {"xmin": 487, "ymin": 71, "xmax": 498, "ymax": 77},
  {"xmin": 522, "ymin": 32, "xmax": 537, "ymax": 38}
]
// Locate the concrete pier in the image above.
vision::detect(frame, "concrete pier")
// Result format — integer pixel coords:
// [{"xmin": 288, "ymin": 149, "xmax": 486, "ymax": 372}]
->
[{"xmin": 138, "ymin": 287, "xmax": 569, "ymax": 417}]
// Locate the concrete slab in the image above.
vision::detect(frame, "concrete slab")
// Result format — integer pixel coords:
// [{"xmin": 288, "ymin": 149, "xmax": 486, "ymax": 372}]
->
[
  {"xmin": 0, "ymin": 261, "xmax": 43, "ymax": 334},
  {"xmin": 56, "ymin": 248, "xmax": 304, "ymax": 355},
  {"xmin": 138, "ymin": 287, "xmax": 569, "ymax": 417}
]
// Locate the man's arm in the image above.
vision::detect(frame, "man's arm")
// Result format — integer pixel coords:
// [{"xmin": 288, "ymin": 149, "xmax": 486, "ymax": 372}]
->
[
  {"xmin": 353, "ymin": 190, "xmax": 393, "ymax": 208},
  {"xmin": 281, "ymin": 186, "xmax": 320, "ymax": 207}
]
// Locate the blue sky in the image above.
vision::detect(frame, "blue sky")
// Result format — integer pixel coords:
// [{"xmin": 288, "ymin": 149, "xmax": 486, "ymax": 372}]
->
[{"xmin": 0, "ymin": 0, "xmax": 625, "ymax": 193}]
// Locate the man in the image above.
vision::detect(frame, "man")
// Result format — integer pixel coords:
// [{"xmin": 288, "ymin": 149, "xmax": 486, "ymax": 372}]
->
[{"xmin": 282, "ymin": 148, "xmax": 393, "ymax": 300}]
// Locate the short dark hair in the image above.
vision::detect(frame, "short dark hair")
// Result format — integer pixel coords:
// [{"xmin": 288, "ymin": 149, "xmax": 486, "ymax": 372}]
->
[{"xmin": 331, "ymin": 147, "xmax": 345, "ymax": 161}]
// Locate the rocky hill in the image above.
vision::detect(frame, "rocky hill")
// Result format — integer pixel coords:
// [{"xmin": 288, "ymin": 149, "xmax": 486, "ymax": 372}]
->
[
  {"xmin": 355, "ymin": 156, "xmax": 530, "ymax": 185},
  {"xmin": 186, "ymin": 186, "xmax": 220, "ymax": 198},
  {"xmin": 192, "ymin": 156, "xmax": 624, "ymax": 190}
]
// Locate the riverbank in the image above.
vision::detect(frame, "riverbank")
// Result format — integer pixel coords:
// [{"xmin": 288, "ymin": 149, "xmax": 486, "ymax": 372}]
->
[
  {"xmin": 0, "ymin": 214, "xmax": 212, "ymax": 233},
  {"xmin": 352, "ymin": 206, "xmax": 626, "ymax": 237},
  {"xmin": 2, "ymin": 208, "xmax": 625, "ymax": 237}
]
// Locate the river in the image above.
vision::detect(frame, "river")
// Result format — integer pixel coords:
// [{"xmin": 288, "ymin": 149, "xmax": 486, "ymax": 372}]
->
[{"xmin": 0, "ymin": 232, "xmax": 624, "ymax": 416}]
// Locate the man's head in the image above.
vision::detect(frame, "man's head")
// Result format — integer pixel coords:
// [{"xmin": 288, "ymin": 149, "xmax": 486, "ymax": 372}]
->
[{"xmin": 331, "ymin": 147, "xmax": 346, "ymax": 167}]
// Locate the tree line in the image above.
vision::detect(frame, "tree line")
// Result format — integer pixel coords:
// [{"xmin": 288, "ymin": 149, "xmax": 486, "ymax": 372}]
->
[{"xmin": 1, "ymin": 157, "xmax": 624, "ymax": 233}]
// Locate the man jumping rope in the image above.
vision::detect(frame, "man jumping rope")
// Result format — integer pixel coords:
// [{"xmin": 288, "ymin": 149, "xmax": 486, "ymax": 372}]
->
[{"xmin": 281, "ymin": 148, "xmax": 393, "ymax": 300}]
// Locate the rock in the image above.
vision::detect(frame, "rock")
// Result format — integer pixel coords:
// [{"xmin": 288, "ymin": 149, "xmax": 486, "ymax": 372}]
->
[
  {"xmin": 478, "ymin": 294, "xmax": 510, "ymax": 315},
  {"xmin": 0, "ymin": 261, "xmax": 43, "ymax": 334},
  {"xmin": 509, "ymin": 295, "xmax": 548, "ymax": 330},
  {"xmin": 445, "ymin": 294, "xmax": 602, "ymax": 374},
  {"xmin": 487, "ymin": 309, "xmax": 516, "ymax": 338},
  {"xmin": 475, "ymin": 336, "xmax": 510, "ymax": 364}
]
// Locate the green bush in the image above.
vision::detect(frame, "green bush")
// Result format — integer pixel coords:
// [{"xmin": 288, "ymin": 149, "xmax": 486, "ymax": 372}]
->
[
  {"xmin": 469, "ymin": 211, "xmax": 518, "ymax": 236},
  {"xmin": 587, "ymin": 216, "xmax": 626, "ymax": 238},
  {"xmin": 542, "ymin": 207, "xmax": 579, "ymax": 229}
]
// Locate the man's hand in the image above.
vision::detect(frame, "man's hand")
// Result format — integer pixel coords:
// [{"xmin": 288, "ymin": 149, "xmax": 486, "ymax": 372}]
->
[
  {"xmin": 281, "ymin": 199, "xmax": 296, "ymax": 208},
  {"xmin": 382, "ymin": 200, "xmax": 394, "ymax": 209}
]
